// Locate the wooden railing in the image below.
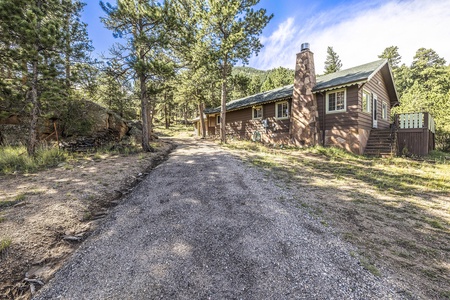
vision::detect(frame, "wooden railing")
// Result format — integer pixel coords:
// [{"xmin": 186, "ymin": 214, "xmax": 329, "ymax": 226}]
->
[{"xmin": 396, "ymin": 112, "xmax": 435, "ymax": 133}]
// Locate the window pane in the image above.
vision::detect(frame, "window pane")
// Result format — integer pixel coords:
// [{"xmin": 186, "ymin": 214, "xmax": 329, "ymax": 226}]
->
[
  {"xmin": 336, "ymin": 91, "xmax": 344, "ymax": 110},
  {"xmin": 282, "ymin": 103, "xmax": 288, "ymax": 117},
  {"xmin": 328, "ymin": 93, "xmax": 336, "ymax": 111},
  {"xmin": 363, "ymin": 91, "xmax": 371, "ymax": 112},
  {"xmin": 254, "ymin": 107, "xmax": 262, "ymax": 118}
]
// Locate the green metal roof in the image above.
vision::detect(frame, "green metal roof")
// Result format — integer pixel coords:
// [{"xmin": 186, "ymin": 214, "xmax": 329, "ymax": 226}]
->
[
  {"xmin": 313, "ymin": 59, "xmax": 387, "ymax": 92},
  {"xmin": 204, "ymin": 84, "xmax": 294, "ymax": 114},
  {"xmin": 205, "ymin": 59, "xmax": 397, "ymax": 114}
]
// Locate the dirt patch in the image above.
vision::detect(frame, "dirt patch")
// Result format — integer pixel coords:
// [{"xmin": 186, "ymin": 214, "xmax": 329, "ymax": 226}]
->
[{"xmin": 0, "ymin": 140, "xmax": 175, "ymax": 300}]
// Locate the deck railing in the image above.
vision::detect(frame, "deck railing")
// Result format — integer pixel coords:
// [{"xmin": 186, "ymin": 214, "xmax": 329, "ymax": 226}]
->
[{"xmin": 396, "ymin": 112, "xmax": 435, "ymax": 133}]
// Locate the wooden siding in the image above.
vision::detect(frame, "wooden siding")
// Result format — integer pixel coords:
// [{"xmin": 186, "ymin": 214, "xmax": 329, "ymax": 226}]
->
[
  {"xmin": 213, "ymin": 99, "xmax": 292, "ymax": 143},
  {"xmin": 317, "ymin": 85, "xmax": 359, "ymax": 131},
  {"xmin": 316, "ymin": 71, "xmax": 393, "ymax": 133},
  {"xmin": 397, "ymin": 129, "xmax": 434, "ymax": 156},
  {"xmin": 358, "ymin": 71, "xmax": 391, "ymax": 130},
  {"xmin": 207, "ymin": 116, "xmax": 216, "ymax": 136}
]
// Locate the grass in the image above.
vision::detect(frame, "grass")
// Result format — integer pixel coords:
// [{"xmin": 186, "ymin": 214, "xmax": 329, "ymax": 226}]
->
[
  {"xmin": 0, "ymin": 137, "xmax": 160, "ymax": 175},
  {"xmin": 154, "ymin": 123, "xmax": 194, "ymax": 138},
  {"xmin": 222, "ymin": 140, "xmax": 450, "ymax": 298},
  {"xmin": 0, "ymin": 145, "xmax": 69, "ymax": 175},
  {"xmin": 0, "ymin": 238, "xmax": 12, "ymax": 254}
]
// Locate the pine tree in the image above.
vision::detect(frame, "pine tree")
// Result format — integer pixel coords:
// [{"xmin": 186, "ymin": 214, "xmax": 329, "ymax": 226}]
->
[
  {"xmin": 61, "ymin": 0, "xmax": 93, "ymax": 90},
  {"xmin": 323, "ymin": 46, "xmax": 342, "ymax": 75},
  {"xmin": 201, "ymin": 0, "xmax": 273, "ymax": 143},
  {"xmin": 260, "ymin": 67, "xmax": 294, "ymax": 92},
  {"xmin": 0, "ymin": 0, "xmax": 66, "ymax": 156},
  {"xmin": 378, "ymin": 46, "xmax": 402, "ymax": 69},
  {"xmin": 100, "ymin": 0, "xmax": 173, "ymax": 152}
]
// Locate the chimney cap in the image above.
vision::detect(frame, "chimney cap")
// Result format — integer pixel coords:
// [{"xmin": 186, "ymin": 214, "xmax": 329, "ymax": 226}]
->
[{"xmin": 301, "ymin": 43, "xmax": 310, "ymax": 51}]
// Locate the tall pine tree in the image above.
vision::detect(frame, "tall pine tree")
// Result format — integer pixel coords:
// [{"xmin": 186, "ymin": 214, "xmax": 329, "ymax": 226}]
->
[
  {"xmin": 201, "ymin": 0, "xmax": 273, "ymax": 143},
  {"xmin": 323, "ymin": 46, "xmax": 342, "ymax": 75},
  {"xmin": 0, "ymin": 0, "xmax": 65, "ymax": 155},
  {"xmin": 100, "ymin": 0, "xmax": 173, "ymax": 152},
  {"xmin": 378, "ymin": 46, "xmax": 402, "ymax": 69}
]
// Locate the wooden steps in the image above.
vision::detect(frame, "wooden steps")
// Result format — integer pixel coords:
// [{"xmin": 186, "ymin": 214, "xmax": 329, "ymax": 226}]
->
[{"xmin": 364, "ymin": 129, "xmax": 396, "ymax": 157}]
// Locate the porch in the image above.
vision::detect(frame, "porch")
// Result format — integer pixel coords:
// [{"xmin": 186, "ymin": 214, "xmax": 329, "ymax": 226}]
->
[{"xmin": 395, "ymin": 112, "xmax": 435, "ymax": 156}]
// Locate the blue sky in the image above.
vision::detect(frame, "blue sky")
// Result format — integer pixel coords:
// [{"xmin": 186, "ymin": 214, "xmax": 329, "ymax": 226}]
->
[{"xmin": 82, "ymin": 0, "xmax": 450, "ymax": 73}]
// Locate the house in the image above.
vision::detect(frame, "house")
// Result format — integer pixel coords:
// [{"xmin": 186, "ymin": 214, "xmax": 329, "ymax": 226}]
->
[{"xmin": 201, "ymin": 44, "xmax": 435, "ymax": 156}]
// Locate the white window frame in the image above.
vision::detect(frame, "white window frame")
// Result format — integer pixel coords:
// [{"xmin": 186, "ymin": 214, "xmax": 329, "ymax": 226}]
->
[
  {"xmin": 326, "ymin": 88, "xmax": 347, "ymax": 114},
  {"xmin": 382, "ymin": 101, "xmax": 388, "ymax": 120},
  {"xmin": 216, "ymin": 115, "xmax": 220, "ymax": 125},
  {"xmin": 252, "ymin": 106, "xmax": 262, "ymax": 120},
  {"xmin": 275, "ymin": 101, "xmax": 289, "ymax": 119},
  {"xmin": 362, "ymin": 89, "xmax": 371, "ymax": 114}
]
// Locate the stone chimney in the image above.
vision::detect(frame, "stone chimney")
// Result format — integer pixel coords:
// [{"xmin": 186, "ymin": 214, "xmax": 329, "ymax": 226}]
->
[{"xmin": 290, "ymin": 43, "xmax": 320, "ymax": 146}]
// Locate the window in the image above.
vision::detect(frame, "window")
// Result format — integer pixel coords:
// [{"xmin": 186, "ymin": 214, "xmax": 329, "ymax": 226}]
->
[
  {"xmin": 216, "ymin": 115, "xmax": 220, "ymax": 125},
  {"xmin": 362, "ymin": 90, "xmax": 371, "ymax": 113},
  {"xmin": 326, "ymin": 89, "xmax": 346, "ymax": 113},
  {"xmin": 275, "ymin": 101, "xmax": 289, "ymax": 119},
  {"xmin": 252, "ymin": 106, "xmax": 262, "ymax": 119},
  {"xmin": 382, "ymin": 101, "xmax": 388, "ymax": 120}
]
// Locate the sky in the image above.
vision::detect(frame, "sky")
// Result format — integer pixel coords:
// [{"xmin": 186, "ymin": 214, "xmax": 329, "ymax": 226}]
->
[{"xmin": 82, "ymin": 0, "xmax": 450, "ymax": 73}]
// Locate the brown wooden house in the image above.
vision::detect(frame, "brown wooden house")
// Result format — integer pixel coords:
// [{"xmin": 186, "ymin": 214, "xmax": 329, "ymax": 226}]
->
[{"xmin": 201, "ymin": 44, "xmax": 435, "ymax": 156}]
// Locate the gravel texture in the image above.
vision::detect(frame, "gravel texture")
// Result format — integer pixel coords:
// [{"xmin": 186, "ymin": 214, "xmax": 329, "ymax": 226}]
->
[{"xmin": 34, "ymin": 139, "xmax": 401, "ymax": 299}]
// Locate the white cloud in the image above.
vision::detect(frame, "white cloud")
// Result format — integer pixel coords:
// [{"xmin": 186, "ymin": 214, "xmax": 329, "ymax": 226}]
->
[{"xmin": 250, "ymin": 0, "xmax": 450, "ymax": 73}]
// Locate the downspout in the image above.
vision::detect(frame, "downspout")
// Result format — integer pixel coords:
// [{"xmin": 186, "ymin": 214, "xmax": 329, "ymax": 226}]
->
[{"xmin": 322, "ymin": 92, "xmax": 326, "ymax": 146}]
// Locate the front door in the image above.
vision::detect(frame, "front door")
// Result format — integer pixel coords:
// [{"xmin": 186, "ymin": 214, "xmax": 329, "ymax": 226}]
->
[{"xmin": 372, "ymin": 93, "xmax": 378, "ymax": 128}]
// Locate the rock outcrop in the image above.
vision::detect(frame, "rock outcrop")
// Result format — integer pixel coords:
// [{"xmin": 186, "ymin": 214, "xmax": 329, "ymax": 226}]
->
[{"xmin": 0, "ymin": 101, "xmax": 139, "ymax": 148}]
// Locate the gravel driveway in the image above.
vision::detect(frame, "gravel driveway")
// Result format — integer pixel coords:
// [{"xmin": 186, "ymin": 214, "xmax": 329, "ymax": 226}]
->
[{"xmin": 34, "ymin": 139, "xmax": 401, "ymax": 299}]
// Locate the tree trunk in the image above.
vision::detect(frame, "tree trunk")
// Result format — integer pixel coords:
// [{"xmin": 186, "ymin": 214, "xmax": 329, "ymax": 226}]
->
[
  {"xmin": 149, "ymin": 98, "xmax": 155, "ymax": 142},
  {"xmin": 28, "ymin": 59, "xmax": 39, "ymax": 156},
  {"xmin": 64, "ymin": 4, "xmax": 71, "ymax": 90},
  {"xmin": 164, "ymin": 91, "xmax": 169, "ymax": 129},
  {"xmin": 220, "ymin": 60, "xmax": 228, "ymax": 143},
  {"xmin": 198, "ymin": 101, "xmax": 206, "ymax": 138},
  {"xmin": 183, "ymin": 102, "xmax": 188, "ymax": 125},
  {"xmin": 140, "ymin": 73, "xmax": 152, "ymax": 152}
]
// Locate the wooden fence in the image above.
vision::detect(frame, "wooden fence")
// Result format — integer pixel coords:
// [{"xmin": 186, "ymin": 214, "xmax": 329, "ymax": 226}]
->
[{"xmin": 395, "ymin": 112, "xmax": 435, "ymax": 156}]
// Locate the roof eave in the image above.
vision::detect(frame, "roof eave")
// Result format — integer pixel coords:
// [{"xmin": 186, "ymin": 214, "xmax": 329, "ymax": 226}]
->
[
  {"xmin": 379, "ymin": 62, "xmax": 400, "ymax": 105},
  {"xmin": 312, "ymin": 80, "xmax": 367, "ymax": 94},
  {"xmin": 204, "ymin": 95, "xmax": 292, "ymax": 114}
]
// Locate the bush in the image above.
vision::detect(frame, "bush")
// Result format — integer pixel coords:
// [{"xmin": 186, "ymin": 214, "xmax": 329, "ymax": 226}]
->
[{"xmin": 435, "ymin": 130, "xmax": 450, "ymax": 152}]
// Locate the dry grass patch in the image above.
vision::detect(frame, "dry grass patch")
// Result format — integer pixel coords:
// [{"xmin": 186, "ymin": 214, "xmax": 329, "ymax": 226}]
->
[{"xmin": 223, "ymin": 140, "xmax": 450, "ymax": 299}]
